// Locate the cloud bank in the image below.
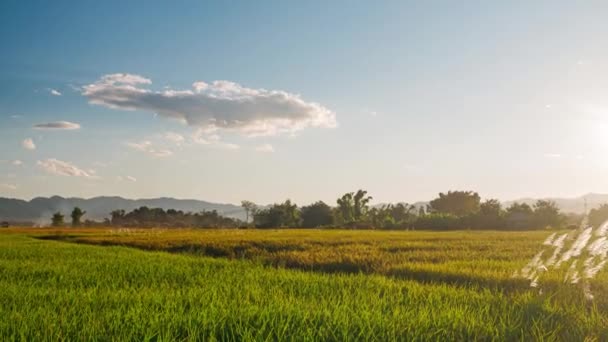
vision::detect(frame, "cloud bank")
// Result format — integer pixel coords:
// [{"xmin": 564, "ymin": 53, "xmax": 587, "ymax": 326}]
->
[
  {"xmin": 37, "ymin": 159, "xmax": 94, "ymax": 178},
  {"xmin": 33, "ymin": 121, "xmax": 81, "ymax": 130},
  {"xmin": 83, "ymin": 73, "xmax": 337, "ymax": 137}
]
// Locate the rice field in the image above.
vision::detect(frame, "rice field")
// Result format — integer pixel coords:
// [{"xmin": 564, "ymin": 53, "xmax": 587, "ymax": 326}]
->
[{"xmin": 1, "ymin": 228, "xmax": 607, "ymax": 340}]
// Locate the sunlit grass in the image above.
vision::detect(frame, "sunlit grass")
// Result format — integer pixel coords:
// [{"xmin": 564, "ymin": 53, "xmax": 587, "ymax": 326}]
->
[{"xmin": 1, "ymin": 229, "xmax": 607, "ymax": 340}]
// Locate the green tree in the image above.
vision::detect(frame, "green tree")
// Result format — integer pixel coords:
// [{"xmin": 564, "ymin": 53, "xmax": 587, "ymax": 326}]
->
[
  {"xmin": 51, "ymin": 212, "xmax": 64, "ymax": 227},
  {"xmin": 589, "ymin": 204, "xmax": 608, "ymax": 228},
  {"xmin": 472, "ymin": 199, "xmax": 505, "ymax": 229},
  {"xmin": 70, "ymin": 207, "xmax": 86, "ymax": 227},
  {"xmin": 254, "ymin": 200, "xmax": 300, "ymax": 228},
  {"xmin": 505, "ymin": 202, "xmax": 534, "ymax": 230},
  {"xmin": 533, "ymin": 200, "xmax": 563, "ymax": 228},
  {"xmin": 301, "ymin": 201, "xmax": 334, "ymax": 228},
  {"xmin": 336, "ymin": 192, "xmax": 355, "ymax": 224},
  {"xmin": 429, "ymin": 191, "xmax": 481, "ymax": 216},
  {"xmin": 353, "ymin": 190, "xmax": 373, "ymax": 221}
]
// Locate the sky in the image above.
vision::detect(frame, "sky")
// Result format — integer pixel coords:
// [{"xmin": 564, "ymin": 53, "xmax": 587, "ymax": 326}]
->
[{"xmin": 2, "ymin": 0, "xmax": 608, "ymax": 205}]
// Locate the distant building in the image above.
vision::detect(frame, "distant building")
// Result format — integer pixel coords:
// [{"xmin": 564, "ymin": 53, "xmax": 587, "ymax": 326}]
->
[{"xmin": 0, "ymin": 221, "xmax": 9, "ymax": 228}]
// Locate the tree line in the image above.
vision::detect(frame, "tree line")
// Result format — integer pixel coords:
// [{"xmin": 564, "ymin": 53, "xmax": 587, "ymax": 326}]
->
[
  {"xmin": 248, "ymin": 190, "xmax": 587, "ymax": 230},
  {"xmin": 50, "ymin": 207, "xmax": 241, "ymax": 228},
  {"xmin": 48, "ymin": 190, "xmax": 608, "ymax": 230}
]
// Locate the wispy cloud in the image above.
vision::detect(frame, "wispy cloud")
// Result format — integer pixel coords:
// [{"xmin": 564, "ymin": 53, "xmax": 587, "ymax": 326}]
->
[
  {"xmin": 191, "ymin": 130, "xmax": 239, "ymax": 150},
  {"xmin": 116, "ymin": 175, "xmax": 137, "ymax": 182},
  {"xmin": 33, "ymin": 121, "xmax": 80, "ymax": 130},
  {"xmin": 82, "ymin": 73, "xmax": 337, "ymax": 138},
  {"xmin": 37, "ymin": 158, "xmax": 95, "ymax": 178},
  {"xmin": 12, "ymin": 160, "xmax": 23, "ymax": 166},
  {"xmin": 254, "ymin": 143, "xmax": 275, "ymax": 153},
  {"xmin": 544, "ymin": 153, "xmax": 562, "ymax": 158},
  {"xmin": 22, "ymin": 138, "xmax": 36, "ymax": 150},
  {"xmin": 48, "ymin": 88, "xmax": 62, "ymax": 96},
  {"xmin": 126, "ymin": 140, "xmax": 173, "ymax": 157},
  {"xmin": 163, "ymin": 132, "xmax": 185, "ymax": 145}
]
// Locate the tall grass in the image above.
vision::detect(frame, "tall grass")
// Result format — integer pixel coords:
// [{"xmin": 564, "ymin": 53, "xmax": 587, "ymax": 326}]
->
[{"xmin": 1, "ymin": 230, "xmax": 607, "ymax": 340}]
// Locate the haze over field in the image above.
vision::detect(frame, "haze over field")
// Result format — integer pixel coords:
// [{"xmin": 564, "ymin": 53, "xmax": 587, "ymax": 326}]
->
[{"xmin": 3, "ymin": 1, "xmax": 608, "ymax": 204}]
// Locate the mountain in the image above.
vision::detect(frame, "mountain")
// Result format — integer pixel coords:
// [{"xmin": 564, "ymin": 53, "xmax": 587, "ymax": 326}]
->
[{"xmin": 0, "ymin": 196, "xmax": 246, "ymax": 224}]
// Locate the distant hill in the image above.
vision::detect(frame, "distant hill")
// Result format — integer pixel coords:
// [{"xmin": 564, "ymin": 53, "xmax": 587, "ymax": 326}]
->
[
  {"xmin": 0, "ymin": 196, "xmax": 246, "ymax": 224},
  {"xmin": 375, "ymin": 194, "xmax": 608, "ymax": 215},
  {"xmin": 504, "ymin": 193, "xmax": 608, "ymax": 214},
  {"xmin": 2, "ymin": 193, "xmax": 607, "ymax": 225}
]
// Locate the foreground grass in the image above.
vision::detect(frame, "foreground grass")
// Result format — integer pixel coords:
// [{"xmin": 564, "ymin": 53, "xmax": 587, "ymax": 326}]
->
[
  {"xmin": 1, "ymin": 230, "xmax": 607, "ymax": 340},
  {"xmin": 25, "ymin": 228, "xmax": 554, "ymax": 289}
]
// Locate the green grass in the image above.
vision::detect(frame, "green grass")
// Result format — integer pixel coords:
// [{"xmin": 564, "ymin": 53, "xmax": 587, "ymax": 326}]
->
[{"xmin": 1, "ymin": 229, "xmax": 607, "ymax": 340}]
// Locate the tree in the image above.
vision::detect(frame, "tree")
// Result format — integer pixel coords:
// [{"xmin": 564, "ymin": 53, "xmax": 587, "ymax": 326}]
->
[
  {"xmin": 505, "ymin": 202, "xmax": 534, "ymax": 230},
  {"xmin": 428, "ymin": 191, "xmax": 481, "ymax": 216},
  {"xmin": 70, "ymin": 207, "xmax": 86, "ymax": 227},
  {"xmin": 473, "ymin": 199, "xmax": 505, "ymax": 229},
  {"xmin": 336, "ymin": 192, "xmax": 354, "ymax": 224},
  {"xmin": 241, "ymin": 200, "xmax": 258, "ymax": 224},
  {"xmin": 353, "ymin": 190, "xmax": 373, "ymax": 221},
  {"xmin": 589, "ymin": 204, "xmax": 608, "ymax": 228},
  {"xmin": 51, "ymin": 212, "xmax": 64, "ymax": 227},
  {"xmin": 110, "ymin": 209, "xmax": 126, "ymax": 225},
  {"xmin": 301, "ymin": 201, "xmax": 334, "ymax": 228},
  {"xmin": 533, "ymin": 200, "xmax": 563, "ymax": 228},
  {"xmin": 254, "ymin": 200, "xmax": 300, "ymax": 228}
]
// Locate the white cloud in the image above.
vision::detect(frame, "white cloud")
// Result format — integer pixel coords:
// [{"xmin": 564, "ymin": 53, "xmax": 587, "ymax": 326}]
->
[
  {"xmin": 191, "ymin": 129, "xmax": 239, "ymax": 150},
  {"xmin": 48, "ymin": 88, "xmax": 62, "ymax": 96},
  {"xmin": 126, "ymin": 140, "xmax": 152, "ymax": 152},
  {"xmin": 126, "ymin": 176, "xmax": 137, "ymax": 182},
  {"xmin": 163, "ymin": 132, "xmax": 185, "ymax": 145},
  {"xmin": 37, "ymin": 159, "xmax": 95, "ymax": 178},
  {"xmin": 22, "ymin": 138, "xmax": 36, "ymax": 150},
  {"xmin": 0, "ymin": 183, "xmax": 17, "ymax": 190},
  {"xmin": 82, "ymin": 73, "xmax": 337, "ymax": 137},
  {"xmin": 12, "ymin": 160, "xmax": 23, "ymax": 166},
  {"xmin": 544, "ymin": 153, "xmax": 562, "ymax": 158},
  {"xmin": 255, "ymin": 143, "xmax": 275, "ymax": 153},
  {"xmin": 33, "ymin": 121, "xmax": 81, "ymax": 130},
  {"xmin": 126, "ymin": 140, "xmax": 173, "ymax": 157}
]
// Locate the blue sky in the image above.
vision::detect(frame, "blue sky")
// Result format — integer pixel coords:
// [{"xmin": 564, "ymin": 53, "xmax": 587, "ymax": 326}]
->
[{"xmin": 2, "ymin": 0, "xmax": 608, "ymax": 205}]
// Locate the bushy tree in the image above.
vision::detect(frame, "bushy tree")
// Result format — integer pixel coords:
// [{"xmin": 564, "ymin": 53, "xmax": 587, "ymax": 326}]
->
[
  {"xmin": 254, "ymin": 200, "xmax": 300, "ymax": 228},
  {"xmin": 533, "ymin": 200, "xmax": 564, "ymax": 228},
  {"xmin": 415, "ymin": 213, "xmax": 463, "ymax": 230},
  {"xmin": 336, "ymin": 189, "xmax": 372, "ymax": 226},
  {"xmin": 505, "ymin": 202, "xmax": 535, "ymax": 230},
  {"xmin": 336, "ymin": 192, "xmax": 355, "ymax": 224},
  {"xmin": 429, "ymin": 191, "xmax": 480, "ymax": 216},
  {"xmin": 472, "ymin": 199, "xmax": 505, "ymax": 229},
  {"xmin": 589, "ymin": 204, "xmax": 608, "ymax": 228},
  {"xmin": 51, "ymin": 212, "xmax": 64, "ymax": 227},
  {"xmin": 70, "ymin": 207, "xmax": 86, "ymax": 227},
  {"xmin": 301, "ymin": 201, "xmax": 334, "ymax": 228}
]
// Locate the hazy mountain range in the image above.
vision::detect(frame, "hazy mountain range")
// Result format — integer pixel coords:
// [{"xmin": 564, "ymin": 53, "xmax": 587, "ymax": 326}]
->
[
  {"xmin": 0, "ymin": 196, "xmax": 247, "ymax": 224},
  {"xmin": 1, "ymin": 193, "xmax": 607, "ymax": 224}
]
